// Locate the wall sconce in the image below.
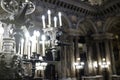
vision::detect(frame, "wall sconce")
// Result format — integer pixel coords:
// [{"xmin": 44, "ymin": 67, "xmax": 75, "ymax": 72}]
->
[
  {"xmin": 93, "ymin": 61, "xmax": 98, "ymax": 68},
  {"xmin": 36, "ymin": 62, "xmax": 48, "ymax": 70},
  {"xmin": 74, "ymin": 58, "xmax": 85, "ymax": 69},
  {"xmin": 36, "ymin": 62, "xmax": 47, "ymax": 78},
  {"xmin": 99, "ymin": 58, "xmax": 110, "ymax": 68},
  {"xmin": 41, "ymin": 10, "xmax": 63, "ymax": 60}
]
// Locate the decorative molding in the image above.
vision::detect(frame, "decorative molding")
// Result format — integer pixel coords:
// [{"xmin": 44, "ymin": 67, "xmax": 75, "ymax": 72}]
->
[
  {"xmin": 92, "ymin": 33, "xmax": 113, "ymax": 40},
  {"xmin": 34, "ymin": 0, "xmax": 120, "ymax": 18}
]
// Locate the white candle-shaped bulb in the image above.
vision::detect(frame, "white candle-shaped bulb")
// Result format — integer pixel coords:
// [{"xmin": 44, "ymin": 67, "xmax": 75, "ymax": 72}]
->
[
  {"xmin": 42, "ymin": 35, "xmax": 46, "ymax": 56},
  {"xmin": 58, "ymin": 12, "xmax": 62, "ymax": 26},
  {"xmin": 39, "ymin": 56, "xmax": 43, "ymax": 61},
  {"xmin": 36, "ymin": 31, "xmax": 40, "ymax": 37},
  {"xmin": 54, "ymin": 16, "xmax": 57, "ymax": 27},
  {"xmin": 21, "ymin": 39, "xmax": 24, "ymax": 45},
  {"xmin": 27, "ymin": 42, "xmax": 30, "ymax": 59},
  {"xmin": 25, "ymin": 32, "xmax": 30, "ymax": 38},
  {"xmin": 25, "ymin": 0, "xmax": 29, "ymax": 2},
  {"xmin": 33, "ymin": 30, "xmax": 39, "ymax": 53},
  {"xmin": 47, "ymin": 10, "xmax": 51, "ymax": 27},
  {"xmin": 41, "ymin": 35, "xmax": 46, "ymax": 41},
  {"xmin": 33, "ymin": 30, "xmax": 37, "ymax": 36},
  {"xmin": 36, "ymin": 31, "xmax": 40, "ymax": 54},
  {"xmin": 0, "ymin": 22, "xmax": 4, "ymax": 52},
  {"xmin": 30, "ymin": 36, "xmax": 36, "ymax": 53},
  {"xmin": 0, "ymin": 23, "xmax": 4, "ymax": 34},
  {"xmin": 24, "ymin": 31, "xmax": 30, "ymax": 56},
  {"xmin": 21, "ymin": 38, "xmax": 24, "ymax": 56},
  {"xmin": 42, "ymin": 15, "xmax": 46, "ymax": 28}
]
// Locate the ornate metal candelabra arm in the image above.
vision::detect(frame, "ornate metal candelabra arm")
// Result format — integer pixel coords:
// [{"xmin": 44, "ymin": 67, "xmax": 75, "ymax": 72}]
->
[
  {"xmin": 43, "ymin": 27, "xmax": 60, "ymax": 60},
  {"xmin": 43, "ymin": 27, "xmax": 61, "ymax": 46}
]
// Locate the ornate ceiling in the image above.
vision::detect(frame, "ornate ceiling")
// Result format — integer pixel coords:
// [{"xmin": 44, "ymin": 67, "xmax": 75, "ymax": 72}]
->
[
  {"xmin": 33, "ymin": 0, "xmax": 120, "ymax": 17},
  {"xmin": 0, "ymin": 0, "xmax": 120, "ymax": 36},
  {"xmin": 0, "ymin": 0, "xmax": 120, "ymax": 19}
]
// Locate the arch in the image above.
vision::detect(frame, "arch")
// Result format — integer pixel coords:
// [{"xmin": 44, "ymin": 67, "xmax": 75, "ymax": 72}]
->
[
  {"xmin": 76, "ymin": 18, "xmax": 98, "ymax": 35},
  {"xmin": 61, "ymin": 12, "xmax": 72, "ymax": 28},
  {"xmin": 103, "ymin": 17, "xmax": 120, "ymax": 32}
]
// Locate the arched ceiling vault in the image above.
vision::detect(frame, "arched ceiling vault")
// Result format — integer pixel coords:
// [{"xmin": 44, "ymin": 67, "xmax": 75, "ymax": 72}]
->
[
  {"xmin": 102, "ymin": 16, "xmax": 120, "ymax": 39},
  {"xmin": 0, "ymin": 0, "xmax": 120, "ymax": 20},
  {"xmin": 103, "ymin": 17, "xmax": 120, "ymax": 32},
  {"xmin": 77, "ymin": 19, "xmax": 97, "ymax": 36}
]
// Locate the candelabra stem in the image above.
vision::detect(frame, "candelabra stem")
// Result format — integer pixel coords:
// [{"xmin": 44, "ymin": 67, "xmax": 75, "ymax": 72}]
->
[
  {"xmin": 52, "ymin": 52, "xmax": 55, "ymax": 61},
  {"xmin": 52, "ymin": 49, "xmax": 56, "ymax": 61},
  {"xmin": 31, "ymin": 62, "xmax": 36, "ymax": 79}
]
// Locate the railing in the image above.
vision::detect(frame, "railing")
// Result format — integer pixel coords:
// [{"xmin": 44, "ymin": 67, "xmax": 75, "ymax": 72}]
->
[
  {"xmin": 82, "ymin": 75, "xmax": 103, "ymax": 80},
  {"xmin": 112, "ymin": 75, "xmax": 120, "ymax": 80},
  {"xmin": 82, "ymin": 75, "xmax": 120, "ymax": 80}
]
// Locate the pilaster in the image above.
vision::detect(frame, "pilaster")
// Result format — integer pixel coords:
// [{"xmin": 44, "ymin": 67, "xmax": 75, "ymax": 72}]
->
[{"xmin": 85, "ymin": 37, "xmax": 94, "ymax": 75}]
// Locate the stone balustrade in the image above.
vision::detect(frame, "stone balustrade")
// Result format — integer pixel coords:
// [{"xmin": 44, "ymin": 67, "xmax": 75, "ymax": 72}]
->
[
  {"xmin": 82, "ymin": 75, "xmax": 103, "ymax": 80},
  {"xmin": 111, "ymin": 75, "xmax": 120, "ymax": 80}
]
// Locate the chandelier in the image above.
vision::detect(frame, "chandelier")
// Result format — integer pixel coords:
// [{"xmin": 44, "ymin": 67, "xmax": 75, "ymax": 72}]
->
[{"xmin": 0, "ymin": 0, "xmax": 35, "ymax": 15}]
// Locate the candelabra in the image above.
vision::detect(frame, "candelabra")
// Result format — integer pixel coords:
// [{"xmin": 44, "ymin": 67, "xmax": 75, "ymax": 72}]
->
[
  {"xmin": 0, "ymin": 0, "xmax": 64, "ymax": 79},
  {"xmin": 16, "ymin": 9, "xmax": 63, "ymax": 79},
  {"xmin": 17, "ymin": 29, "xmax": 49, "ymax": 79},
  {"xmin": 41, "ymin": 10, "xmax": 63, "ymax": 60}
]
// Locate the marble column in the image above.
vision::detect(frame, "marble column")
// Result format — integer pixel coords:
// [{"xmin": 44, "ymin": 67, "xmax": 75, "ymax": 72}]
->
[
  {"xmin": 104, "ymin": 40, "xmax": 112, "ymax": 74},
  {"xmin": 69, "ymin": 37, "xmax": 75, "ymax": 79},
  {"xmin": 60, "ymin": 46, "xmax": 67, "ymax": 78},
  {"xmin": 74, "ymin": 37, "xmax": 79, "ymax": 79},
  {"xmin": 60, "ymin": 35, "xmax": 67, "ymax": 79},
  {"xmin": 74, "ymin": 37, "xmax": 79, "ymax": 60},
  {"xmin": 109, "ymin": 40, "xmax": 116, "ymax": 74},
  {"xmin": 59, "ymin": 36, "xmax": 76, "ymax": 79},
  {"xmin": 95, "ymin": 41, "xmax": 102, "ymax": 74},
  {"xmin": 85, "ymin": 38, "xmax": 94, "ymax": 75}
]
